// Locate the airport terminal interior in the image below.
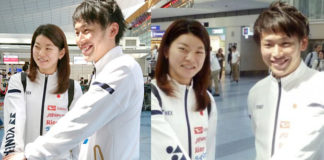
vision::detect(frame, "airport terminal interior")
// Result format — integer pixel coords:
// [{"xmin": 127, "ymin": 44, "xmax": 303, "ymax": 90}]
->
[{"xmin": 0, "ymin": 0, "xmax": 324, "ymax": 159}]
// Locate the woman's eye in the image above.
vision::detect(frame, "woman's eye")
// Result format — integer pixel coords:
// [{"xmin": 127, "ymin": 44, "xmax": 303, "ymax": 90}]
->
[{"xmin": 282, "ymin": 42, "xmax": 291, "ymax": 47}]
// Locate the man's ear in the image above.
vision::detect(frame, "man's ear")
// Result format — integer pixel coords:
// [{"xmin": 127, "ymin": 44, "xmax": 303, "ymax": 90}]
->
[
  {"xmin": 107, "ymin": 22, "xmax": 119, "ymax": 38},
  {"xmin": 300, "ymin": 37, "xmax": 308, "ymax": 51}
]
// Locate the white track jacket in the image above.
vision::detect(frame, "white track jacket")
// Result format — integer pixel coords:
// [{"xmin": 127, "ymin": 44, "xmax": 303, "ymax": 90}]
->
[
  {"xmin": 248, "ymin": 61, "xmax": 324, "ymax": 160},
  {"xmin": 151, "ymin": 79, "xmax": 217, "ymax": 160},
  {"xmin": 1, "ymin": 71, "xmax": 83, "ymax": 159},
  {"xmin": 24, "ymin": 46, "xmax": 144, "ymax": 160}
]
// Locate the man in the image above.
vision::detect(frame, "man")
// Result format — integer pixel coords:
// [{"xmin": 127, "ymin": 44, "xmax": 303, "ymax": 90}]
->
[
  {"xmin": 209, "ymin": 47, "xmax": 221, "ymax": 96},
  {"xmin": 231, "ymin": 45, "xmax": 240, "ymax": 82},
  {"xmin": 5, "ymin": 1, "xmax": 144, "ymax": 159},
  {"xmin": 227, "ymin": 47, "xmax": 232, "ymax": 76},
  {"xmin": 248, "ymin": 1, "xmax": 324, "ymax": 160},
  {"xmin": 304, "ymin": 43, "xmax": 322, "ymax": 67}
]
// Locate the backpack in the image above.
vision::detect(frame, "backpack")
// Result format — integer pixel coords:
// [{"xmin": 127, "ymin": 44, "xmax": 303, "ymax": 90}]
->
[
  {"xmin": 306, "ymin": 52, "xmax": 314, "ymax": 67},
  {"xmin": 21, "ymin": 72, "xmax": 74, "ymax": 110},
  {"xmin": 151, "ymin": 83, "xmax": 211, "ymax": 117}
]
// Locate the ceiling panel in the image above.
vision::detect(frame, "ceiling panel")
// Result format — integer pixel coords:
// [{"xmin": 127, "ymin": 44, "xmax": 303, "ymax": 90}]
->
[
  {"xmin": 36, "ymin": 0, "xmax": 51, "ymax": 11},
  {"xmin": 152, "ymin": 0, "xmax": 273, "ymax": 19},
  {"xmin": 0, "ymin": 0, "xmax": 144, "ymax": 34},
  {"xmin": 0, "ymin": 0, "xmax": 272, "ymax": 35}
]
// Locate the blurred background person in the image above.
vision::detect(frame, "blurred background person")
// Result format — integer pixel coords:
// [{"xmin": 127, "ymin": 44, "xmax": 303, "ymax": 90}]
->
[
  {"xmin": 216, "ymin": 48, "xmax": 224, "ymax": 80},
  {"xmin": 210, "ymin": 47, "xmax": 221, "ymax": 96},
  {"xmin": 231, "ymin": 45, "xmax": 240, "ymax": 83},
  {"xmin": 312, "ymin": 50, "xmax": 324, "ymax": 71},
  {"xmin": 305, "ymin": 43, "xmax": 322, "ymax": 68}
]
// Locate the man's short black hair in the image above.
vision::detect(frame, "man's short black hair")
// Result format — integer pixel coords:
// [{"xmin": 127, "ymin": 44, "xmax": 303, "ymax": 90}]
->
[
  {"xmin": 72, "ymin": 0, "xmax": 126, "ymax": 44},
  {"xmin": 253, "ymin": 1, "xmax": 309, "ymax": 44}
]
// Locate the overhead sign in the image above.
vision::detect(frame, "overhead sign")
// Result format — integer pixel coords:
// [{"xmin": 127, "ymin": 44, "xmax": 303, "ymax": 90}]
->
[
  {"xmin": 242, "ymin": 27, "xmax": 254, "ymax": 36},
  {"xmin": 3, "ymin": 55, "xmax": 18, "ymax": 64},
  {"xmin": 151, "ymin": 30, "xmax": 165, "ymax": 38},
  {"xmin": 212, "ymin": 29, "xmax": 224, "ymax": 34},
  {"xmin": 242, "ymin": 26, "xmax": 254, "ymax": 39},
  {"xmin": 151, "ymin": 25, "xmax": 160, "ymax": 30},
  {"xmin": 206, "ymin": 28, "xmax": 225, "ymax": 35}
]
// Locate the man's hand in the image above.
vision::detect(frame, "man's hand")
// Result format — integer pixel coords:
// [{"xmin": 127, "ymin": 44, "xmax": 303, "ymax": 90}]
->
[{"xmin": 3, "ymin": 152, "xmax": 26, "ymax": 160}]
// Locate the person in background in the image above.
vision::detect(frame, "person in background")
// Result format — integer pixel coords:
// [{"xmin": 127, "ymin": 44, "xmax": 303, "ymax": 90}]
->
[
  {"xmin": 7, "ymin": 72, "xmax": 12, "ymax": 80},
  {"xmin": 210, "ymin": 47, "xmax": 221, "ymax": 96},
  {"xmin": 231, "ymin": 45, "xmax": 240, "ymax": 82},
  {"xmin": 1, "ymin": 24, "xmax": 83, "ymax": 160},
  {"xmin": 248, "ymin": 1, "xmax": 324, "ymax": 159},
  {"xmin": 22, "ymin": 63, "xmax": 29, "ymax": 73},
  {"xmin": 5, "ymin": 0, "xmax": 144, "ymax": 159},
  {"xmin": 227, "ymin": 47, "xmax": 232, "ymax": 76},
  {"xmin": 304, "ymin": 43, "xmax": 322, "ymax": 67},
  {"xmin": 151, "ymin": 44, "xmax": 159, "ymax": 61},
  {"xmin": 151, "ymin": 19, "xmax": 217, "ymax": 160},
  {"xmin": 312, "ymin": 50, "xmax": 324, "ymax": 71},
  {"xmin": 79, "ymin": 77, "xmax": 84, "ymax": 85},
  {"xmin": 216, "ymin": 48, "xmax": 225, "ymax": 80}
]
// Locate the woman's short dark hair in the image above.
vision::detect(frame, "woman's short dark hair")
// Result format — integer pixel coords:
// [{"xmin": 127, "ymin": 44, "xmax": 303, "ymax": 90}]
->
[
  {"xmin": 72, "ymin": 0, "xmax": 126, "ymax": 44},
  {"xmin": 253, "ymin": 1, "xmax": 309, "ymax": 44},
  {"xmin": 30, "ymin": 24, "xmax": 70, "ymax": 94},
  {"xmin": 155, "ymin": 19, "xmax": 211, "ymax": 111}
]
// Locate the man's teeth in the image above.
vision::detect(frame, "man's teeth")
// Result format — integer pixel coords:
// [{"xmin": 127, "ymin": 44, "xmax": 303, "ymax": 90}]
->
[{"xmin": 82, "ymin": 46, "xmax": 91, "ymax": 52}]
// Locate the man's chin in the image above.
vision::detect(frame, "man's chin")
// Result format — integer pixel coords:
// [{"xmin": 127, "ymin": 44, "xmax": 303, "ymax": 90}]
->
[{"xmin": 83, "ymin": 56, "xmax": 93, "ymax": 62}]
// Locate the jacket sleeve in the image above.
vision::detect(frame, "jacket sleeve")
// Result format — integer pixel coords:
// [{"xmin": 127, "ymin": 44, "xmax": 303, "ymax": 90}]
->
[
  {"xmin": 151, "ymin": 89, "xmax": 191, "ymax": 160},
  {"xmin": 206, "ymin": 93, "xmax": 217, "ymax": 160},
  {"xmin": 247, "ymin": 88, "xmax": 256, "ymax": 134},
  {"xmin": 70, "ymin": 80, "xmax": 83, "ymax": 160},
  {"xmin": 0, "ymin": 74, "xmax": 26, "ymax": 156},
  {"xmin": 24, "ymin": 65, "xmax": 138, "ymax": 159}
]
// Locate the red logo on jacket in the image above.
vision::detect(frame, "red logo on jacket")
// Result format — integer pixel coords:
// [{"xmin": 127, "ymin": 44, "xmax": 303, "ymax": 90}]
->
[
  {"xmin": 194, "ymin": 126, "xmax": 203, "ymax": 134},
  {"xmin": 47, "ymin": 105, "xmax": 56, "ymax": 111}
]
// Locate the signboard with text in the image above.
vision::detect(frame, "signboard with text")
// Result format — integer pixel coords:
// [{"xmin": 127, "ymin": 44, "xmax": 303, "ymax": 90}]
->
[{"xmin": 3, "ymin": 55, "xmax": 18, "ymax": 64}]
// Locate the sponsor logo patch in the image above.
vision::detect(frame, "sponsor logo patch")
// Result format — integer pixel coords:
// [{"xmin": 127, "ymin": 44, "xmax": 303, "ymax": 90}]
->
[
  {"xmin": 280, "ymin": 121, "xmax": 290, "ymax": 129},
  {"xmin": 47, "ymin": 105, "xmax": 56, "ymax": 111},
  {"xmin": 46, "ymin": 120, "xmax": 57, "ymax": 125},
  {"xmin": 194, "ymin": 127, "xmax": 203, "ymax": 134},
  {"xmin": 195, "ymin": 136, "xmax": 206, "ymax": 144}
]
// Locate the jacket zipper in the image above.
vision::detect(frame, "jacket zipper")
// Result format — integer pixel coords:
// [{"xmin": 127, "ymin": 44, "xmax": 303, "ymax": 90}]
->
[
  {"xmin": 40, "ymin": 75, "xmax": 48, "ymax": 135},
  {"xmin": 184, "ymin": 86, "xmax": 192, "ymax": 158},
  {"xmin": 271, "ymin": 80, "xmax": 282, "ymax": 156}
]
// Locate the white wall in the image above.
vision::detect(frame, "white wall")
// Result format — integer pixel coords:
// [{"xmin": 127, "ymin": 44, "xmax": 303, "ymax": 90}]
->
[{"xmin": 309, "ymin": 22, "xmax": 324, "ymax": 39}]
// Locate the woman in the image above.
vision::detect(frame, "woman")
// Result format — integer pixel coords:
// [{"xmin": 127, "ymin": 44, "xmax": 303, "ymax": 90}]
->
[
  {"xmin": 151, "ymin": 19, "xmax": 217, "ymax": 160},
  {"xmin": 216, "ymin": 48, "xmax": 225, "ymax": 79},
  {"xmin": 1, "ymin": 24, "xmax": 82, "ymax": 160},
  {"xmin": 312, "ymin": 50, "xmax": 324, "ymax": 71}
]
